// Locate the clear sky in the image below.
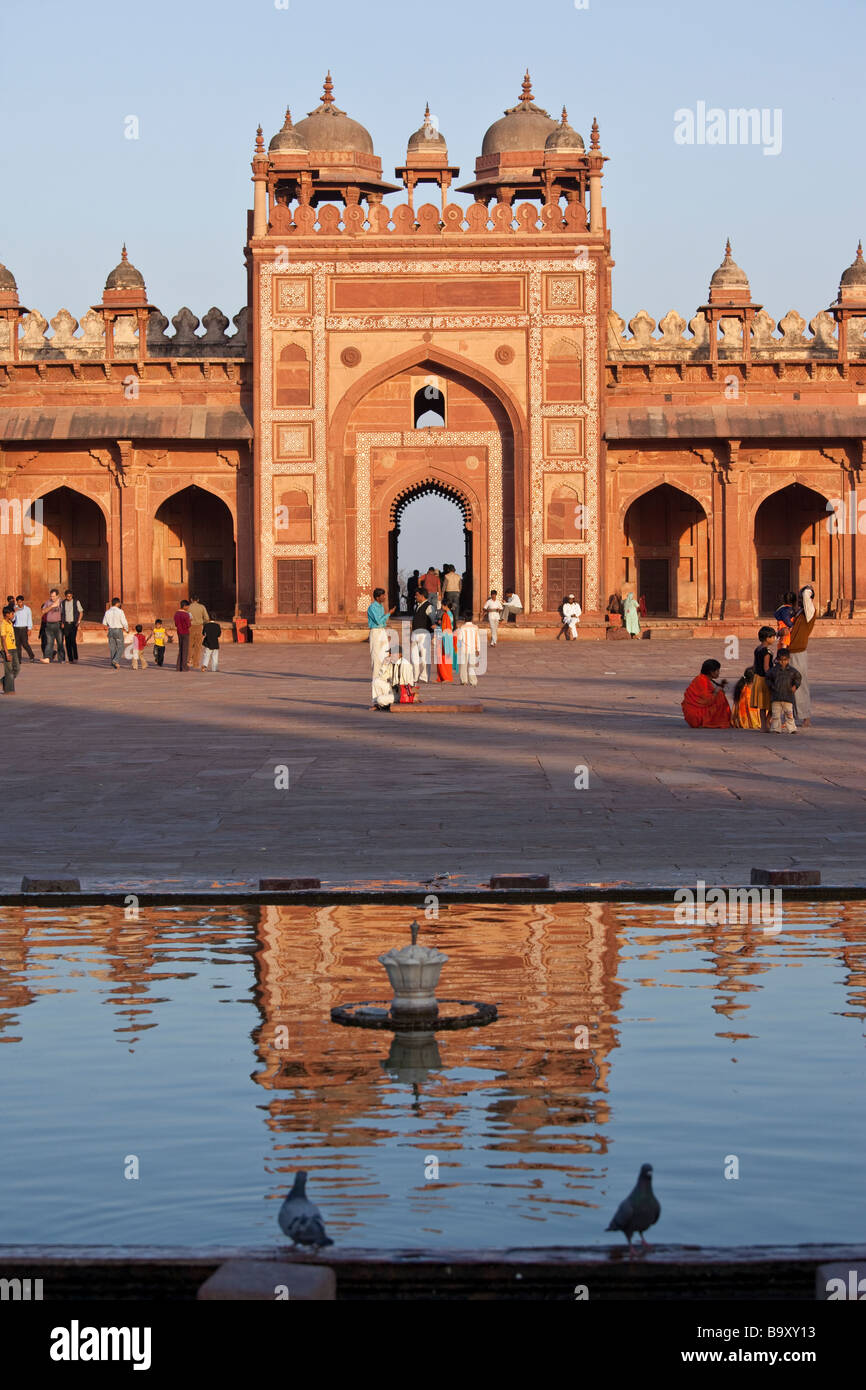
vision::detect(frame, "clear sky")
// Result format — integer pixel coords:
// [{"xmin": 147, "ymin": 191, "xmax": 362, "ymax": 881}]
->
[{"xmin": 1, "ymin": 0, "xmax": 864, "ymax": 327}]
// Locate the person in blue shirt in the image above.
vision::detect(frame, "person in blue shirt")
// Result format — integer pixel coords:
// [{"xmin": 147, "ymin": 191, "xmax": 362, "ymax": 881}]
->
[{"xmin": 367, "ymin": 587, "xmax": 394, "ymax": 708}]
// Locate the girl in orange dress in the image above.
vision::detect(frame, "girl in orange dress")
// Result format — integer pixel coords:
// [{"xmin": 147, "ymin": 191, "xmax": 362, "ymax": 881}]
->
[{"xmin": 731, "ymin": 668, "xmax": 762, "ymax": 729}]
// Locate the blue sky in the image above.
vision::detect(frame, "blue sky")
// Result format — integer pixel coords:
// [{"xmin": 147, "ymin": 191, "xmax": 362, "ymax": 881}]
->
[{"xmin": 1, "ymin": 0, "xmax": 863, "ymax": 326}]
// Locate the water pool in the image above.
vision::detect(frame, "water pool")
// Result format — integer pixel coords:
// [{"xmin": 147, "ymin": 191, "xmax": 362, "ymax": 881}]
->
[{"xmin": 1, "ymin": 901, "xmax": 863, "ymax": 1250}]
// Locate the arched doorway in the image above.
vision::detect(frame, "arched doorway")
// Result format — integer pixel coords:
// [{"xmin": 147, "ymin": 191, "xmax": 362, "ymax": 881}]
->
[
  {"xmin": 623, "ymin": 484, "xmax": 710, "ymax": 617},
  {"xmin": 754, "ymin": 483, "xmax": 832, "ymax": 615},
  {"xmin": 153, "ymin": 486, "xmax": 236, "ymax": 619},
  {"xmin": 24, "ymin": 488, "xmax": 108, "ymax": 618},
  {"xmin": 390, "ymin": 479, "xmax": 473, "ymax": 613}
]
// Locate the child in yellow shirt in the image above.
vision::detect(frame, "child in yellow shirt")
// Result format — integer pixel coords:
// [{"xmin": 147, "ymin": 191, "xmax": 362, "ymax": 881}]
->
[{"xmin": 150, "ymin": 619, "xmax": 167, "ymax": 667}]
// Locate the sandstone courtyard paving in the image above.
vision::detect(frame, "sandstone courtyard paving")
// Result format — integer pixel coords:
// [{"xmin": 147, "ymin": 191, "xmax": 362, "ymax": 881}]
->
[{"xmin": 2, "ymin": 635, "xmax": 864, "ymax": 892}]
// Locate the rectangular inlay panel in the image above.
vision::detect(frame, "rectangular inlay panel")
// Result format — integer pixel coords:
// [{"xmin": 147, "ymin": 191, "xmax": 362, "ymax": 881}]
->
[{"xmin": 330, "ymin": 277, "xmax": 526, "ymax": 312}]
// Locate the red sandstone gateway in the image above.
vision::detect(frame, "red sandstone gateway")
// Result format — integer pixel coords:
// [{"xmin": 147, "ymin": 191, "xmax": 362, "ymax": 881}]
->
[{"xmin": 1, "ymin": 76, "xmax": 865, "ymax": 638}]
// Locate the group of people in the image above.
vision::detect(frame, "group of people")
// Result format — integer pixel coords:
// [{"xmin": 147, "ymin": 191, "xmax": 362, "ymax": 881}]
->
[
  {"xmin": 367, "ymin": 586, "xmax": 484, "ymax": 709},
  {"xmin": 102, "ymin": 596, "xmax": 222, "ymax": 672},
  {"xmin": 0, "ymin": 587, "xmax": 225, "ymax": 693},
  {"xmin": 1, "ymin": 589, "xmax": 84, "ymax": 692},
  {"xmin": 682, "ymin": 585, "xmax": 817, "ymax": 732}
]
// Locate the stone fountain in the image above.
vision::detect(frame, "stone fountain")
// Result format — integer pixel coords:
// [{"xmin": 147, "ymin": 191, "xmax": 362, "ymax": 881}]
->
[{"xmin": 330, "ymin": 920, "xmax": 497, "ymax": 1032}]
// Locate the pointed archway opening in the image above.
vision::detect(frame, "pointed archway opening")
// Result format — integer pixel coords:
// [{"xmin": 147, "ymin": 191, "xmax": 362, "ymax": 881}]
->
[
  {"xmin": 24, "ymin": 487, "xmax": 109, "ymax": 618},
  {"xmin": 623, "ymin": 484, "xmax": 710, "ymax": 617},
  {"xmin": 391, "ymin": 480, "xmax": 473, "ymax": 614},
  {"xmin": 754, "ymin": 483, "xmax": 833, "ymax": 616},
  {"xmin": 153, "ymin": 485, "xmax": 236, "ymax": 620}
]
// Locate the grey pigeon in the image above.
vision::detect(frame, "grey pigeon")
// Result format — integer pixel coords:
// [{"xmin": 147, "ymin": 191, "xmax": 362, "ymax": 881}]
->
[
  {"xmin": 606, "ymin": 1163, "xmax": 660, "ymax": 1253},
  {"xmin": 278, "ymin": 1171, "xmax": 334, "ymax": 1248}
]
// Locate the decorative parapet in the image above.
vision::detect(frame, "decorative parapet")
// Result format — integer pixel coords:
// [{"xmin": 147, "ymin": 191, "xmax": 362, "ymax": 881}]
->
[
  {"xmin": 608, "ymin": 307, "xmax": 866, "ymax": 360},
  {"xmin": 263, "ymin": 198, "xmax": 591, "ymax": 238},
  {"xmin": 0, "ymin": 306, "xmax": 250, "ymax": 361}
]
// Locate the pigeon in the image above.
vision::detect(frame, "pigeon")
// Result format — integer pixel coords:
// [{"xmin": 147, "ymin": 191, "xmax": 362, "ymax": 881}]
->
[
  {"xmin": 278, "ymin": 1171, "xmax": 334, "ymax": 1248},
  {"xmin": 606, "ymin": 1163, "xmax": 660, "ymax": 1254}
]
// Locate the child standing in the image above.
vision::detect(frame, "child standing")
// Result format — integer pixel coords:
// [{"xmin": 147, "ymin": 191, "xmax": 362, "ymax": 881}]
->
[
  {"xmin": 151, "ymin": 619, "xmax": 167, "ymax": 667},
  {"xmin": 131, "ymin": 624, "xmax": 149, "ymax": 669},
  {"xmin": 731, "ymin": 667, "xmax": 761, "ymax": 729},
  {"xmin": 201, "ymin": 616, "xmax": 221, "ymax": 671},
  {"xmin": 751, "ymin": 626, "xmax": 775, "ymax": 728},
  {"xmin": 767, "ymin": 648, "xmax": 801, "ymax": 732}
]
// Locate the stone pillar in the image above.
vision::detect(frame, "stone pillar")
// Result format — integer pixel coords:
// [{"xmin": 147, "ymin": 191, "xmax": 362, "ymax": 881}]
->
[
  {"xmin": 850, "ymin": 442, "xmax": 866, "ymax": 616},
  {"xmin": 720, "ymin": 442, "xmax": 751, "ymax": 618},
  {"xmin": 589, "ymin": 174, "xmax": 603, "ymax": 234}
]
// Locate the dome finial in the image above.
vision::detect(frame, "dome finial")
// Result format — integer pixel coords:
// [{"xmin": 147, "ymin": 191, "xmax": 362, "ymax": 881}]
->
[
  {"xmin": 322, "ymin": 71, "xmax": 335, "ymax": 106},
  {"xmin": 561, "ymin": 106, "xmax": 569, "ymax": 124},
  {"xmin": 724, "ymin": 237, "xmax": 733, "ymax": 259},
  {"xmin": 857, "ymin": 239, "xmax": 864, "ymax": 260},
  {"xmin": 521, "ymin": 69, "xmax": 534, "ymax": 103},
  {"xmin": 590, "ymin": 116, "xmax": 600, "ymax": 150},
  {"xmin": 121, "ymin": 244, "xmax": 128, "ymax": 262},
  {"xmin": 255, "ymin": 124, "xmax": 264, "ymax": 153}
]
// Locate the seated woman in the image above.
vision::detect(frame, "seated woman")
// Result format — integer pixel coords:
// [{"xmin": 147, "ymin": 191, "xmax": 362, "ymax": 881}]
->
[{"xmin": 681, "ymin": 659, "xmax": 732, "ymax": 728}]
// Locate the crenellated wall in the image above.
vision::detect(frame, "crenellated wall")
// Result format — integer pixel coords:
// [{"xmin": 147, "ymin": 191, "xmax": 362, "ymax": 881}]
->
[
  {"xmin": 0, "ymin": 306, "xmax": 250, "ymax": 361},
  {"xmin": 608, "ymin": 307, "xmax": 866, "ymax": 360}
]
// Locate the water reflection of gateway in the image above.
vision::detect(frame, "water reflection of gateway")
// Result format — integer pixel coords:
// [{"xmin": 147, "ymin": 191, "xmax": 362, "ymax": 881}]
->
[{"xmin": 250, "ymin": 902, "xmax": 626, "ymax": 1154}]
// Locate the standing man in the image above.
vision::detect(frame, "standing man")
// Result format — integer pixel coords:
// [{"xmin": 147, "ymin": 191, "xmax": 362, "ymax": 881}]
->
[
  {"xmin": 201, "ymin": 615, "xmax": 221, "ymax": 671},
  {"xmin": 187, "ymin": 593, "xmax": 209, "ymax": 671},
  {"xmin": 1, "ymin": 604, "xmax": 18, "ymax": 692},
  {"xmin": 102, "ymin": 596, "xmax": 128, "ymax": 668},
  {"xmin": 61, "ymin": 589, "xmax": 84, "ymax": 662},
  {"xmin": 407, "ymin": 570, "xmax": 420, "ymax": 612},
  {"xmin": 40, "ymin": 588, "xmax": 65, "ymax": 663},
  {"xmin": 442, "ymin": 565, "xmax": 462, "ymax": 617},
  {"xmin": 410, "ymin": 591, "xmax": 434, "ymax": 683},
  {"xmin": 789, "ymin": 584, "xmax": 817, "ymax": 727},
  {"xmin": 483, "ymin": 589, "xmax": 503, "ymax": 646},
  {"xmin": 367, "ymin": 587, "xmax": 394, "ymax": 708},
  {"xmin": 174, "ymin": 600, "xmax": 192, "ymax": 671},
  {"xmin": 13, "ymin": 596, "xmax": 35, "ymax": 663}
]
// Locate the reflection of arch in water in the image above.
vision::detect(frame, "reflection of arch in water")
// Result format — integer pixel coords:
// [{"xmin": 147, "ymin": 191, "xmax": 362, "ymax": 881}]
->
[
  {"xmin": 622, "ymin": 482, "xmax": 710, "ymax": 618},
  {"xmin": 153, "ymin": 485, "xmax": 237, "ymax": 618},
  {"xmin": 24, "ymin": 486, "xmax": 109, "ymax": 618},
  {"xmin": 753, "ymin": 481, "xmax": 835, "ymax": 615},
  {"xmin": 389, "ymin": 476, "xmax": 474, "ymax": 612}
]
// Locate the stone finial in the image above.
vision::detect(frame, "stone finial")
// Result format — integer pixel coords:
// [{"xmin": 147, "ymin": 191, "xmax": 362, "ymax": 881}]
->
[
  {"xmin": 410, "ymin": 920, "xmax": 420, "ymax": 946},
  {"xmin": 561, "ymin": 106, "xmax": 569, "ymax": 125},
  {"xmin": 724, "ymin": 237, "xmax": 732, "ymax": 258},
  {"xmin": 121, "ymin": 243, "xmax": 128, "ymax": 262},
  {"xmin": 255, "ymin": 124, "xmax": 264, "ymax": 153},
  {"xmin": 322, "ymin": 71, "xmax": 335, "ymax": 106},
  {"xmin": 521, "ymin": 69, "xmax": 534, "ymax": 103},
  {"xmin": 590, "ymin": 116, "xmax": 600, "ymax": 150}
]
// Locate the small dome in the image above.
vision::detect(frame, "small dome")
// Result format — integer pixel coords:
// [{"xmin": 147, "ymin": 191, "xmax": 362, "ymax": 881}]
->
[
  {"xmin": 840, "ymin": 241, "xmax": 866, "ymax": 289},
  {"xmin": 710, "ymin": 239, "xmax": 750, "ymax": 291},
  {"xmin": 545, "ymin": 107, "xmax": 585, "ymax": 153},
  {"xmin": 294, "ymin": 73, "xmax": 375, "ymax": 155},
  {"xmin": 407, "ymin": 104, "xmax": 447, "ymax": 154},
  {"xmin": 481, "ymin": 72, "xmax": 557, "ymax": 156},
  {"xmin": 0, "ymin": 259, "xmax": 17, "ymax": 293},
  {"xmin": 104, "ymin": 245, "xmax": 145, "ymax": 292},
  {"xmin": 268, "ymin": 108, "xmax": 308, "ymax": 155}
]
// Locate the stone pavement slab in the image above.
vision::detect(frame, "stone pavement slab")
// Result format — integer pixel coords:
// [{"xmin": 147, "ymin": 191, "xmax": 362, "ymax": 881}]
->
[{"xmin": 1, "ymin": 635, "xmax": 864, "ymax": 890}]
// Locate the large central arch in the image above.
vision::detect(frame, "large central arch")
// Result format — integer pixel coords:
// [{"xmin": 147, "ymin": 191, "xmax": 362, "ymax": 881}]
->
[
  {"xmin": 389, "ymin": 475, "xmax": 475, "ymax": 612},
  {"xmin": 329, "ymin": 345, "xmax": 527, "ymax": 615}
]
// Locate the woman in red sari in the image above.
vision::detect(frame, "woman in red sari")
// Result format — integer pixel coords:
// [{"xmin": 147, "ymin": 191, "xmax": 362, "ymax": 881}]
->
[
  {"xmin": 682, "ymin": 660, "xmax": 732, "ymax": 728},
  {"xmin": 436, "ymin": 606, "xmax": 454, "ymax": 683}
]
